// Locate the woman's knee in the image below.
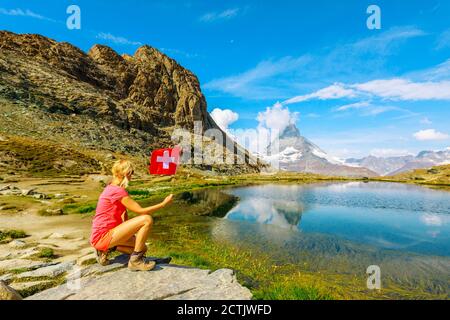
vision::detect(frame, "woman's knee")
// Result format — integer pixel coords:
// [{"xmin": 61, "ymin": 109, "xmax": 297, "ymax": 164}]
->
[{"xmin": 141, "ymin": 215, "xmax": 153, "ymax": 227}]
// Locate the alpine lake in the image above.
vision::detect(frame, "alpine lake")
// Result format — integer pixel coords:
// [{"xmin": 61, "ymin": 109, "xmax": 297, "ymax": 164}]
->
[{"xmin": 139, "ymin": 181, "xmax": 450, "ymax": 300}]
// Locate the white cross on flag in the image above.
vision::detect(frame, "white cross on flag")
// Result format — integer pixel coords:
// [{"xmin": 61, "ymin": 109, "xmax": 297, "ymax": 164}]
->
[{"xmin": 149, "ymin": 147, "xmax": 181, "ymax": 175}]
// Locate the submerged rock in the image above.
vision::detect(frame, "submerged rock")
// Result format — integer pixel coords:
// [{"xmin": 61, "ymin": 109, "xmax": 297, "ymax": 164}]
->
[{"xmin": 27, "ymin": 266, "xmax": 252, "ymax": 300}]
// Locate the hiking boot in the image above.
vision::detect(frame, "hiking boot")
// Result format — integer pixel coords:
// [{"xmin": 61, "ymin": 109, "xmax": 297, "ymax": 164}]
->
[
  {"xmin": 128, "ymin": 252, "xmax": 156, "ymax": 271},
  {"xmin": 95, "ymin": 249, "xmax": 110, "ymax": 266}
]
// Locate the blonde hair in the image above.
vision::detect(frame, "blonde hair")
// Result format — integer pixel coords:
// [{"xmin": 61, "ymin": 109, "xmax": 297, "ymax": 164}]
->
[{"xmin": 111, "ymin": 160, "xmax": 134, "ymax": 188}]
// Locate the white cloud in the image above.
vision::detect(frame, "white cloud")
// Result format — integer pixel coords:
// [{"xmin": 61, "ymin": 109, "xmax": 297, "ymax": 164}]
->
[
  {"xmin": 370, "ymin": 149, "xmax": 412, "ymax": 157},
  {"xmin": 227, "ymin": 103, "xmax": 299, "ymax": 155},
  {"xmin": 284, "ymin": 83, "xmax": 357, "ymax": 105},
  {"xmin": 0, "ymin": 7, "xmax": 53, "ymax": 21},
  {"xmin": 409, "ymin": 58, "xmax": 450, "ymax": 81},
  {"xmin": 334, "ymin": 101, "xmax": 407, "ymax": 117},
  {"xmin": 257, "ymin": 102, "xmax": 298, "ymax": 135},
  {"xmin": 335, "ymin": 101, "xmax": 371, "ymax": 112},
  {"xmin": 285, "ymin": 77, "xmax": 450, "ymax": 106},
  {"xmin": 96, "ymin": 33, "xmax": 142, "ymax": 46},
  {"xmin": 200, "ymin": 8, "xmax": 239, "ymax": 22},
  {"xmin": 352, "ymin": 79, "xmax": 450, "ymax": 101},
  {"xmin": 421, "ymin": 214, "xmax": 443, "ymax": 227},
  {"xmin": 210, "ymin": 108, "xmax": 239, "ymax": 131},
  {"xmin": 436, "ymin": 29, "xmax": 450, "ymax": 50},
  {"xmin": 413, "ymin": 129, "xmax": 449, "ymax": 141},
  {"xmin": 204, "ymin": 26, "xmax": 426, "ymax": 101},
  {"xmin": 204, "ymin": 56, "xmax": 310, "ymax": 99},
  {"xmin": 351, "ymin": 26, "xmax": 426, "ymax": 54}
]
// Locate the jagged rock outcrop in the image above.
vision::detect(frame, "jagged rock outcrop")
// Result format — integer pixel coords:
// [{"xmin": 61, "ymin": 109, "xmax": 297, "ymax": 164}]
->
[
  {"xmin": 0, "ymin": 31, "xmax": 261, "ymax": 174},
  {"xmin": 0, "ymin": 31, "xmax": 215, "ymax": 134}
]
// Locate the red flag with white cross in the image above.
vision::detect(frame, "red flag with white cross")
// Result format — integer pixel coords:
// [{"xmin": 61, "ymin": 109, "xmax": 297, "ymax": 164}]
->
[{"xmin": 149, "ymin": 147, "xmax": 181, "ymax": 175}]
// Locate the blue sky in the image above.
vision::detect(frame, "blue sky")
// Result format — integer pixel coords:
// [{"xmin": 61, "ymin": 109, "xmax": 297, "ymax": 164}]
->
[{"xmin": 1, "ymin": 0, "xmax": 449, "ymax": 158}]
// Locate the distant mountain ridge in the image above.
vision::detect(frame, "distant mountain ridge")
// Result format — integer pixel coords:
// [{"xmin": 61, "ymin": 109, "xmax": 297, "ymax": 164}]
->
[
  {"xmin": 345, "ymin": 149, "xmax": 450, "ymax": 176},
  {"xmin": 264, "ymin": 124, "xmax": 377, "ymax": 177}
]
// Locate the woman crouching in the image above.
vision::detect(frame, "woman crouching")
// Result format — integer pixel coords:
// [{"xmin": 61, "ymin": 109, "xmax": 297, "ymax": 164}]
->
[{"xmin": 90, "ymin": 160, "xmax": 173, "ymax": 271}]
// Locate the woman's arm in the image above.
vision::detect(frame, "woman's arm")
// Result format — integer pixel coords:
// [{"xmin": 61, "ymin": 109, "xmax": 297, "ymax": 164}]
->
[{"xmin": 121, "ymin": 194, "xmax": 173, "ymax": 216}]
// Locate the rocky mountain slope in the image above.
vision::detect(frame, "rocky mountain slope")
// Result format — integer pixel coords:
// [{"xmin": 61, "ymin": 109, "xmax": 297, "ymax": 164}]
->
[
  {"xmin": 264, "ymin": 124, "xmax": 377, "ymax": 177},
  {"xmin": 346, "ymin": 149, "xmax": 450, "ymax": 176},
  {"xmin": 0, "ymin": 31, "xmax": 260, "ymax": 176}
]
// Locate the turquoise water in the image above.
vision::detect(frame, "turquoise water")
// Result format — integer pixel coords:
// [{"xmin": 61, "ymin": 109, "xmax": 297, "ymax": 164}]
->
[
  {"xmin": 198, "ymin": 182, "xmax": 450, "ymax": 295},
  {"xmin": 222, "ymin": 182, "xmax": 450, "ymax": 257}
]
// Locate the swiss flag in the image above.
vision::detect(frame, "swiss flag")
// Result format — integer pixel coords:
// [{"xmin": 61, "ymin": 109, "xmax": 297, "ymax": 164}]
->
[{"xmin": 149, "ymin": 147, "xmax": 181, "ymax": 175}]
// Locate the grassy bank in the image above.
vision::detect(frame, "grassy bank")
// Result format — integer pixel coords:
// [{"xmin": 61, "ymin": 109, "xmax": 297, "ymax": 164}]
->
[{"xmin": 144, "ymin": 222, "xmax": 444, "ymax": 300}]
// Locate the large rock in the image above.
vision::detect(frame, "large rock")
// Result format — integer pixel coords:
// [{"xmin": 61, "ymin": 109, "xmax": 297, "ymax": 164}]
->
[
  {"xmin": 0, "ymin": 259, "xmax": 55, "ymax": 271},
  {"xmin": 0, "ymin": 31, "xmax": 217, "ymax": 142},
  {"xmin": 27, "ymin": 266, "xmax": 252, "ymax": 300},
  {"xmin": 16, "ymin": 261, "xmax": 75, "ymax": 279},
  {"xmin": 10, "ymin": 280, "xmax": 53, "ymax": 292},
  {"xmin": 0, "ymin": 281, "xmax": 22, "ymax": 300}
]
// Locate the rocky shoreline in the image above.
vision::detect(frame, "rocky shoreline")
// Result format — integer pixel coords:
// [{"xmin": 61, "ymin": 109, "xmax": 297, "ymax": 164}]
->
[
  {"xmin": 0, "ymin": 230, "xmax": 252, "ymax": 300},
  {"xmin": 0, "ymin": 176, "xmax": 254, "ymax": 301}
]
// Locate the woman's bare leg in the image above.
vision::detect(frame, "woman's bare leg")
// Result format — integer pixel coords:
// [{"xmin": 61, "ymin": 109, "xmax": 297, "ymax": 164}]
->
[
  {"xmin": 108, "ymin": 215, "xmax": 153, "ymax": 252},
  {"xmin": 115, "ymin": 236, "xmax": 135, "ymax": 254},
  {"xmin": 114, "ymin": 236, "xmax": 148, "ymax": 255}
]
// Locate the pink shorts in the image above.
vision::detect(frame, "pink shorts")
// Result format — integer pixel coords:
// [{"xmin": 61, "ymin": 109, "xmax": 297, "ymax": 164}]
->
[{"xmin": 92, "ymin": 229, "xmax": 114, "ymax": 252}]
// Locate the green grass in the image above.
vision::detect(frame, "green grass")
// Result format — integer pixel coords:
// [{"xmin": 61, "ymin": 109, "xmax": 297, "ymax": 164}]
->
[
  {"xmin": 146, "ymin": 226, "xmax": 337, "ymax": 300},
  {"xmin": 0, "ymin": 229, "xmax": 27, "ymax": 243},
  {"xmin": 0, "ymin": 135, "xmax": 102, "ymax": 177},
  {"xmin": 12, "ymin": 274, "xmax": 66, "ymax": 298},
  {"xmin": 62, "ymin": 202, "xmax": 96, "ymax": 214},
  {"xmin": 128, "ymin": 189, "xmax": 152, "ymax": 197},
  {"xmin": 37, "ymin": 248, "xmax": 55, "ymax": 259},
  {"xmin": 76, "ymin": 204, "xmax": 96, "ymax": 214},
  {"xmin": 253, "ymin": 284, "xmax": 334, "ymax": 300}
]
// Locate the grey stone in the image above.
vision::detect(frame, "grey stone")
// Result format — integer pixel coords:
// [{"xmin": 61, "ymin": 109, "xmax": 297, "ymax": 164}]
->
[
  {"xmin": 18, "ymin": 247, "xmax": 40, "ymax": 259},
  {"xmin": 48, "ymin": 232, "xmax": 66, "ymax": 239},
  {"xmin": 10, "ymin": 280, "xmax": 53, "ymax": 291},
  {"xmin": 8, "ymin": 239, "xmax": 27, "ymax": 248},
  {"xmin": 0, "ymin": 274, "xmax": 13, "ymax": 282},
  {"xmin": 32, "ymin": 193, "xmax": 48, "ymax": 199},
  {"xmin": 27, "ymin": 265, "xmax": 252, "ymax": 300},
  {"xmin": 0, "ymin": 259, "xmax": 54, "ymax": 271},
  {"xmin": 43, "ymin": 208, "xmax": 64, "ymax": 216},
  {"xmin": 0, "ymin": 185, "xmax": 11, "ymax": 192},
  {"xmin": 76, "ymin": 253, "xmax": 96, "ymax": 266},
  {"xmin": 0, "ymin": 280, "xmax": 22, "ymax": 300},
  {"xmin": 66, "ymin": 262, "xmax": 126, "ymax": 281},
  {"xmin": 0, "ymin": 247, "xmax": 39, "ymax": 260},
  {"xmin": 21, "ymin": 188, "xmax": 36, "ymax": 196},
  {"xmin": 17, "ymin": 261, "xmax": 75, "ymax": 279}
]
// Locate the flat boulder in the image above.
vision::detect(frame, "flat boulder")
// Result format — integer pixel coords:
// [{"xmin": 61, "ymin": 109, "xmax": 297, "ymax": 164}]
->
[
  {"xmin": 17, "ymin": 261, "xmax": 75, "ymax": 279},
  {"xmin": 0, "ymin": 259, "xmax": 55, "ymax": 271},
  {"xmin": 27, "ymin": 265, "xmax": 252, "ymax": 300}
]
